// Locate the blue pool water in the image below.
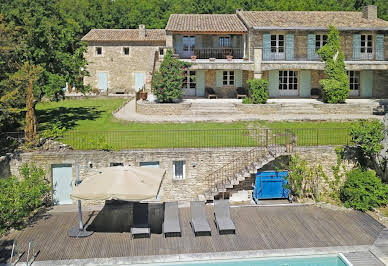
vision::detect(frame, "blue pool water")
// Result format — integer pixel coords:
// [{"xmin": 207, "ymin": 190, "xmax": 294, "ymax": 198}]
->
[{"xmin": 162, "ymin": 255, "xmax": 348, "ymax": 266}]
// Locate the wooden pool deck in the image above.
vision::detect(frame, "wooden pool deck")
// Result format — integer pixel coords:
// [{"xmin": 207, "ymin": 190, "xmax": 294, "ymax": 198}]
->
[{"xmin": 0, "ymin": 205, "xmax": 385, "ymax": 264}]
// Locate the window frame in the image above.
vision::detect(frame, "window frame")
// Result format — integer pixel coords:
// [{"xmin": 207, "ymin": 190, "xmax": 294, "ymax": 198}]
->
[
  {"xmin": 122, "ymin": 47, "xmax": 130, "ymax": 56},
  {"xmin": 347, "ymin": 71, "xmax": 360, "ymax": 91},
  {"xmin": 139, "ymin": 161, "xmax": 160, "ymax": 168},
  {"xmin": 270, "ymin": 34, "xmax": 285, "ymax": 53},
  {"xmin": 183, "ymin": 71, "xmax": 196, "ymax": 89},
  {"xmin": 278, "ymin": 70, "xmax": 298, "ymax": 91},
  {"xmin": 219, "ymin": 36, "xmax": 231, "ymax": 47},
  {"xmin": 183, "ymin": 36, "xmax": 195, "ymax": 51},
  {"xmin": 173, "ymin": 160, "xmax": 186, "ymax": 180},
  {"xmin": 315, "ymin": 34, "xmax": 328, "ymax": 51},
  {"xmin": 360, "ymin": 34, "xmax": 373, "ymax": 54},
  {"xmin": 223, "ymin": 70, "xmax": 235, "ymax": 86},
  {"xmin": 95, "ymin": 46, "xmax": 103, "ymax": 56}
]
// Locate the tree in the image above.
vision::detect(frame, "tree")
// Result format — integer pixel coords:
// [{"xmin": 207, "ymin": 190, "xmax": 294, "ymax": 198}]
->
[
  {"xmin": 243, "ymin": 79, "xmax": 269, "ymax": 104},
  {"xmin": 151, "ymin": 49, "xmax": 191, "ymax": 103},
  {"xmin": 350, "ymin": 119, "xmax": 387, "ymax": 181},
  {"xmin": 317, "ymin": 26, "xmax": 349, "ymax": 103}
]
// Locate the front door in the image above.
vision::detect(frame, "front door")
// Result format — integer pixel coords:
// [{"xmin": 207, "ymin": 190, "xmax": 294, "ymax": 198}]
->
[
  {"xmin": 97, "ymin": 72, "xmax": 108, "ymax": 91},
  {"xmin": 183, "ymin": 71, "xmax": 196, "ymax": 96},
  {"xmin": 52, "ymin": 164, "xmax": 73, "ymax": 205},
  {"xmin": 135, "ymin": 72, "xmax": 145, "ymax": 92},
  {"xmin": 279, "ymin": 70, "xmax": 299, "ymax": 96}
]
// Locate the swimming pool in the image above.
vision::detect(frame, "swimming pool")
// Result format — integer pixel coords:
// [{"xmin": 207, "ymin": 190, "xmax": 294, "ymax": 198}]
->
[{"xmin": 156, "ymin": 255, "xmax": 350, "ymax": 266}]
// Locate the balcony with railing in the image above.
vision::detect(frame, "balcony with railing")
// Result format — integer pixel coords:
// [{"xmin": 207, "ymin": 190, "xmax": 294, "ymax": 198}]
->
[{"xmin": 176, "ymin": 48, "xmax": 244, "ymax": 60}]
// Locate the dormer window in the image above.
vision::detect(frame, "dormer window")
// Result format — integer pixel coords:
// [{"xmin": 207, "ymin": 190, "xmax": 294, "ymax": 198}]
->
[
  {"xmin": 123, "ymin": 47, "xmax": 130, "ymax": 55},
  {"xmin": 95, "ymin": 47, "xmax": 102, "ymax": 56}
]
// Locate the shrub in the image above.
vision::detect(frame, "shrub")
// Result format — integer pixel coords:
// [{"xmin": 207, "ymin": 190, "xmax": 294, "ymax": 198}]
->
[
  {"xmin": 243, "ymin": 79, "xmax": 268, "ymax": 104},
  {"xmin": 40, "ymin": 124, "xmax": 66, "ymax": 139},
  {"xmin": 151, "ymin": 49, "xmax": 191, "ymax": 103},
  {"xmin": 350, "ymin": 119, "xmax": 384, "ymax": 157},
  {"xmin": 0, "ymin": 164, "xmax": 50, "ymax": 234},
  {"xmin": 317, "ymin": 26, "xmax": 349, "ymax": 103},
  {"xmin": 340, "ymin": 168, "xmax": 388, "ymax": 211}
]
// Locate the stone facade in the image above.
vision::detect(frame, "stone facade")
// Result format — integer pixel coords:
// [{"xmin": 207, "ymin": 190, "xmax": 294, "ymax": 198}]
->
[
  {"xmin": 374, "ymin": 70, "xmax": 388, "ymax": 98},
  {"xmin": 83, "ymin": 41, "xmax": 164, "ymax": 94},
  {"xmin": 136, "ymin": 101, "xmax": 192, "ymax": 115},
  {"xmin": 4, "ymin": 146, "xmax": 355, "ymax": 204}
]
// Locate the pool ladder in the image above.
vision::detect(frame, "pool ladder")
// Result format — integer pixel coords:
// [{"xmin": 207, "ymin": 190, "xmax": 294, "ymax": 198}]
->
[{"xmin": 8, "ymin": 240, "xmax": 38, "ymax": 266}]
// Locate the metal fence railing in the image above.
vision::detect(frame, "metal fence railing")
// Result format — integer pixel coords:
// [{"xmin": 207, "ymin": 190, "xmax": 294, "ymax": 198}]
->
[{"xmin": 1, "ymin": 128, "xmax": 352, "ymax": 151}]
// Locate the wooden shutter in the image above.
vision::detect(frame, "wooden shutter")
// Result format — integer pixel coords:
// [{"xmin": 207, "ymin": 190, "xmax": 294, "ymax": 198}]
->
[
  {"xmin": 263, "ymin": 33, "xmax": 271, "ymax": 60},
  {"xmin": 196, "ymin": 70, "xmax": 205, "ymax": 96},
  {"xmin": 360, "ymin": 71, "xmax": 373, "ymax": 97},
  {"xmin": 352, "ymin": 34, "xmax": 361, "ymax": 60},
  {"xmin": 235, "ymin": 70, "xmax": 243, "ymax": 87},
  {"xmin": 268, "ymin": 70, "xmax": 279, "ymax": 97},
  {"xmin": 376, "ymin": 34, "xmax": 384, "ymax": 61},
  {"xmin": 299, "ymin": 70, "xmax": 311, "ymax": 97},
  {"xmin": 307, "ymin": 34, "xmax": 315, "ymax": 60},
  {"xmin": 216, "ymin": 70, "xmax": 223, "ymax": 87},
  {"xmin": 286, "ymin": 34, "xmax": 294, "ymax": 60}
]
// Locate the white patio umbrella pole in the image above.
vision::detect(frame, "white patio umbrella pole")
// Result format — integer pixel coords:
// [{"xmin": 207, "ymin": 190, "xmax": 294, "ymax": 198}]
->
[{"xmin": 68, "ymin": 164, "xmax": 93, "ymax": 238}]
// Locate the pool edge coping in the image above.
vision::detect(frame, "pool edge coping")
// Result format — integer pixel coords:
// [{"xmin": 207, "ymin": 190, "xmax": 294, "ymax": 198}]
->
[{"xmin": 24, "ymin": 245, "xmax": 372, "ymax": 266}]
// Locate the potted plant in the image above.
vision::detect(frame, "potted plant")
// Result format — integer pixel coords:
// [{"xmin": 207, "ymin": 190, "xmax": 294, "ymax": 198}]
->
[
  {"xmin": 226, "ymin": 54, "xmax": 233, "ymax": 61},
  {"xmin": 209, "ymin": 57, "xmax": 216, "ymax": 62},
  {"xmin": 191, "ymin": 55, "xmax": 197, "ymax": 61},
  {"xmin": 139, "ymin": 87, "xmax": 148, "ymax": 101}
]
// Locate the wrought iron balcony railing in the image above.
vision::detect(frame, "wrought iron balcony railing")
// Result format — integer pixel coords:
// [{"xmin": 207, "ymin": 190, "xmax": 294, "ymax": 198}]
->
[{"xmin": 176, "ymin": 48, "xmax": 243, "ymax": 59}]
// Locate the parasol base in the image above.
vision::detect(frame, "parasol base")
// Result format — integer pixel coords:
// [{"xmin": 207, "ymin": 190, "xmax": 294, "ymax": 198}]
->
[{"xmin": 67, "ymin": 227, "xmax": 94, "ymax": 238}]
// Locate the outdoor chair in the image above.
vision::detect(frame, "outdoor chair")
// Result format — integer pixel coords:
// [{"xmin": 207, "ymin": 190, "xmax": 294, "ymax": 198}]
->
[
  {"xmin": 236, "ymin": 87, "xmax": 248, "ymax": 99},
  {"xmin": 130, "ymin": 203, "xmax": 151, "ymax": 239},
  {"xmin": 310, "ymin": 88, "xmax": 322, "ymax": 99},
  {"xmin": 205, "ymin": 87, "xmax": 218, "ymax": 99},
  {"xmin": 214, "ymin": 199, "xmax": 236, "ymax": 234},
  {"xmin": 162, "ymin": 201, "xmax": 182, "ymax": 237},
  {"xmin": 190, "ymin": 201, "xmax": 211, "ymax": 236}
]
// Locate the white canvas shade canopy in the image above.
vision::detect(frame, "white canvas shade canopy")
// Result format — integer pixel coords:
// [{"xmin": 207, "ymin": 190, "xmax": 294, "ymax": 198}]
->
[{"xmin": 71, "ymin": 166, "xmax": 166, "ymax": 201}]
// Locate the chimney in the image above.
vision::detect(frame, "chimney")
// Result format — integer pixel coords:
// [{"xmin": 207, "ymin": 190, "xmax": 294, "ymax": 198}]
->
[
  {"xmin": 362, "ymin": 5, "xmax": 377, "ymax": 20},
  {"xmin": 139, "ymin": 24, "xmax": 146, "ymax": 39}
]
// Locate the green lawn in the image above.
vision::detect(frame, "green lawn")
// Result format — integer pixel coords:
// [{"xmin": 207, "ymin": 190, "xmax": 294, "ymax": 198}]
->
[{"xmin": 36, "ymin": 98, "xmax": 355, "ymax": 150}]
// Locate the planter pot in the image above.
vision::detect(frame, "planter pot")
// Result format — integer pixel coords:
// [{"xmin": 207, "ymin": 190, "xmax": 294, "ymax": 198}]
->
[
  {"xmin": 243, "ymin": 57, "xmax": 249, "ymax": 61},
  {"xmin": 226, "ymin": 55, "xmax": 233, "ymax": 61},
  {"xmin": 191, "ymin": 55, "xmax": 197, "ymax": 61},
  {"xmin": 140, "ymin": 92, "xmax": 148, "ymax": 101},
  {"xmin": 209, "ymin": 57, "xmax": 216, "ymax": 62}
]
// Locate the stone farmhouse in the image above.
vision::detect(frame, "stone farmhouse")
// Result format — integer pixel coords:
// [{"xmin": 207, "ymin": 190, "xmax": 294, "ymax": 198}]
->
[{"xmin": 82, "ymin": 5, "xmax": 388, "ymax": 98}]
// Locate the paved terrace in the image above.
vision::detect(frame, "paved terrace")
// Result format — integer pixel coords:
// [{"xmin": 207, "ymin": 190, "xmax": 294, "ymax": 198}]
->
[
  {"xmin": 0, "ymin": 205, "xmax": 385, "ymax": 264},
  {"xmin": 114, "ymin": 98, "xmax": 383, "ymax": 122}
]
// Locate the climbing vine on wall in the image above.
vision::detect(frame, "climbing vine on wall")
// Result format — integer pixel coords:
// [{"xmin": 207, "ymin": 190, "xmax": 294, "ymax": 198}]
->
[{"xmin": 317, "ymin": 26, "xmax": 349, "ymax": 104}]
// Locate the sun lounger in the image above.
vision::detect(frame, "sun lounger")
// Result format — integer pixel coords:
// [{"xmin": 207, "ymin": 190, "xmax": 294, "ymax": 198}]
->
[
  {"xmin": 162, "ymin": 201, "xmax": 181, "ymax": 237},
  {"xmin": 130, "ymin": 225, "xmax": 151, "ymax": 239},
  {"xmin": 131, "ymin": 203, "xmax": 151, "ymax": 239},
  {"xmin": 190, "ymin": 201, "xmax": 211, "ymax": 236},
  {"xmin": 214, "ymin": 200, "xmax": 236, "ymax": 234}
]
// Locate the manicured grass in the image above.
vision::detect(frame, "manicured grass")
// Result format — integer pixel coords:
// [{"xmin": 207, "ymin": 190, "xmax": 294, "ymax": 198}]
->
[{"xmin": 36, "ymin": 98, "xmax": 355, "ymax": 149}]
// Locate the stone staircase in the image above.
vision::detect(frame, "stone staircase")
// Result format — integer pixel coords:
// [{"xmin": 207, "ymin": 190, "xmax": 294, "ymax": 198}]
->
[
  {"xmin": 183, "ymin": 102, "xmax": 244, "ymax": 116},
  {"xmin": 198, "ymin": 145, "xmax": 290, "ymax": 201}
]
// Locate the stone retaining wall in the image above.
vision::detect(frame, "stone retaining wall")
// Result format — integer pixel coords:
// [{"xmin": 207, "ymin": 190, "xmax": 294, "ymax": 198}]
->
[
  {"xmin": 4, "ymin": 146, "xmax": 351, "ymax": 203},
  {"xmin": 235, "ymin": 102, "xmax": 378, "ymax": 115},
  {"xmin": 136, "ymin": 101, "xmax": 192, "ymax": 115}
]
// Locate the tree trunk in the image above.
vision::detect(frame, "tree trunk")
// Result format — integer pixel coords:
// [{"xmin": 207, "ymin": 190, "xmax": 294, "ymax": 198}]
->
[{"xmin": 25, "ymin": 78, "xmax": 37, "ymax": 145}]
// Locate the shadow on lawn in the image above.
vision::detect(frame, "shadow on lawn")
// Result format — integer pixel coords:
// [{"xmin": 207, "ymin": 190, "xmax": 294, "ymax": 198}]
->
[{"xmin": 37, "ymin": 106, "xmax": 103, "ymax": 131}]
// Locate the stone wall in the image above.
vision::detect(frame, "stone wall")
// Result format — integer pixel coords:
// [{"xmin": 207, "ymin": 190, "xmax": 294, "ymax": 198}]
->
[
  {"xmin": 235, "ymin": 101, "xmax": 378, "ymax": 115},
  {"xmin": 4, "ymin": 146, "xmax": 356, "ymax": 204},
  {"xmin": 83, "ymin": 41, "xmax": 164, "ymax": 94},
  {"xmin": 136, "ymin": 101, "xmax": 191, "ymax": 115},
  {"xmin": 374, "ymin": 70, "xmax": 388, "ymax": 98},
  {"xmin": 0, "ymin": 155, "xmax": 11, "ymax": 179}
]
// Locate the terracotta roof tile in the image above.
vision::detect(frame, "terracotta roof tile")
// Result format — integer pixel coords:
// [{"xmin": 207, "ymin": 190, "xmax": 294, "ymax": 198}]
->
[
  {"xmin": 166, "ymin": 14, "xmax": 247, "ymax": 32},
  {"xmin": 238, "ymin": 11, "xmax": 388, "ymax": 29},
  {"xmin": 81, "ymin": 29, "xmax": 166, "ymax": 42}
]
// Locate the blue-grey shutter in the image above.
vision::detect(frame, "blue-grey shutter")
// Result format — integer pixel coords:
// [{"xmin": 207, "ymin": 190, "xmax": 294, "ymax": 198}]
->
[
  {"xmin": 216, "ymin": 70, "xmax": 223, "ymax": 87},
  {"xmin": 268, "ymin": 70, "xmax": 279, "ymax": 97},
  {"xmin": 286, "ymin": 34, "xmax": 294, "ymax": 60},
  {"xmin": 353, "ymin": 34, "xmax": 361, "ymax": 60},
  {"xmin": 235, "ymin": 70, "xmax": 243, "ymax": 87},
  {"xmin": 299, "ymin": 70, "xmax": 311, "ymax": 97},
  {"xmin": 376, "ymin": 34, "xmax": 384, "ymax": 61},
  {"xmin": 263, "ymin": 33, "xmax": 271, "ymax": 60},
  {"xmin": 360, "ymin": 71, "xmax": 373, "ymax": 97},
  {"xmin": 196, "ymin": 70, "xmax": 205, "ymax": 96},
  {"xmin": 307, "ymin": 34, "xmax": 315, "ymax": 60}
]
